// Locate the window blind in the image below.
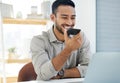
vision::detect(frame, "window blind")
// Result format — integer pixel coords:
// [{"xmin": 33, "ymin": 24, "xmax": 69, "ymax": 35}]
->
[{"xmin": 96, "ymin": 0, "xmax": 120, "ymax": 52}]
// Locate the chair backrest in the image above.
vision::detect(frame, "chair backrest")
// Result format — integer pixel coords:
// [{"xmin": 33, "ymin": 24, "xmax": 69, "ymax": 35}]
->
[{"xmin": 17, "ymin": 62, "xmax": 37, "ymax": 82}]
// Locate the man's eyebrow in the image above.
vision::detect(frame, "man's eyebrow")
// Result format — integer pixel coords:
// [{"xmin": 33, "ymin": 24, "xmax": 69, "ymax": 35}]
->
[{"xmin": 61, "ymin": 14, "xmax": 76, "ymax": 17}]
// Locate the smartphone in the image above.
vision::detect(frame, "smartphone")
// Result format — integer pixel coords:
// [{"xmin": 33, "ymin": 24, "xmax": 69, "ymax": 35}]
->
[{"xmin": 67, "ymin": 28, "xmax": 81, "ymax": 36}]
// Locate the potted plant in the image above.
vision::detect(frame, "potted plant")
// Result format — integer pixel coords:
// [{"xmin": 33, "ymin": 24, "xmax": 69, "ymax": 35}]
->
[{"xmin": 8, "ymin": 47, "xmax": 16, "ymax": 59}]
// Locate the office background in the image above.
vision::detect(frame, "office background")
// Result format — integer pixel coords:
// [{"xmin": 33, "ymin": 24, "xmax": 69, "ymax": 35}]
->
[
  {"xmin": 0, "ymin": 0, "xmax": 120, "ymax": 83},
  {"xmin": 0, "ymin": 0, "xmax": 120, "ymax": 59}
]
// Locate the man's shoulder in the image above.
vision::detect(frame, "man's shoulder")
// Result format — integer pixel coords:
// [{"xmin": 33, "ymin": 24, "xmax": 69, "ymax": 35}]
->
[
  {"xmin": 80, "ymin": 31, "xmax": 86, "ymax": 38},
  {"xmin": 32, "ymin": 31, "xmax": 49, "ymax": 43},
  {"xmin": 34, "ymin": 31, "xmax": 48, "ymax": 39}
]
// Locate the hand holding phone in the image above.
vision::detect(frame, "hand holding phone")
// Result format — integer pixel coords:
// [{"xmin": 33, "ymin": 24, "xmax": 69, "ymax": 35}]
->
[{"xmin": 67, "ymin": 28, "xmax": 81, "ymax": 36}]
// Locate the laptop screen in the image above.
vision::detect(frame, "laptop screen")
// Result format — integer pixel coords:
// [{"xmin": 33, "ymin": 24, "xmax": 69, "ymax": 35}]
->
[{"xmin": 84, "ymin": 52, "xmax": 120, "ymax": 83}]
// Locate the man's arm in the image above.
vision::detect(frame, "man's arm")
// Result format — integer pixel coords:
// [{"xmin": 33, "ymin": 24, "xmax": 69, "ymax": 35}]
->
[
  {"xmin": 51, "ymin": 67, "xmax": 81, "ymax": 79},
  {"xmin": 52, "ymin": 29, "xmax": 82, "ymax": 70},
  {"xmin": 64, "ymin": 67, "xmax": 81, "ymax": 78},
  {"xmin": 51, "ymin": 30, "xmax": 82, "ymax": 79},
  {"xmin": 51, "ymin": 31, "xmax": 90, "ymax": 79}
]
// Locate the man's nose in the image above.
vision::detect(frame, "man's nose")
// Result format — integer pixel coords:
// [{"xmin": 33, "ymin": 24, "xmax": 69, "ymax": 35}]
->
[{"xmin": 66, "ymin": 19, "xmax": 73, "ymax": 25}]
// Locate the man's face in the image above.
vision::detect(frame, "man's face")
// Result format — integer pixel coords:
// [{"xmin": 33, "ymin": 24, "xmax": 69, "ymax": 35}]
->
[{"xmin": 52, "ymin": 5, "xmax": 76, "ymax": 34}]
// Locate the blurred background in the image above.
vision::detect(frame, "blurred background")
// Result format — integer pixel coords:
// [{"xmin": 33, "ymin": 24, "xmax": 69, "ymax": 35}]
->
[{"xmin": 0, "ymin": 0, "xmax": 120, "ymax": 83}]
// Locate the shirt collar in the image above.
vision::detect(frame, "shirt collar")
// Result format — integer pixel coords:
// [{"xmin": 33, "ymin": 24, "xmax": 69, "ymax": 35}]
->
[{"xmin": 48, "ymin": 26, "xmax": 63, "ymax": 43}]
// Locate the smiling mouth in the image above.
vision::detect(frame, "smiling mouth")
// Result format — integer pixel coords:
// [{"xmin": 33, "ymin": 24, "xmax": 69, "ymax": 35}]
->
[{"xmin": 62, "ymin": 25, "xmax": 72, "ymax": 30}]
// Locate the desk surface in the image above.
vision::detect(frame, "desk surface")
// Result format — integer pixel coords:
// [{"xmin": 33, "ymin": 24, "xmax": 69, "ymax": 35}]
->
[{"xmin": 17, "ymin": 78, "xmax": 84, "ymax": 83}]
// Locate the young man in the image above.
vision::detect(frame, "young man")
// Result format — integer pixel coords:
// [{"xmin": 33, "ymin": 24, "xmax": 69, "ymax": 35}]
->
[{"xmin": 30, "ymin": 0, "xmax": 91, "ymax": 81}]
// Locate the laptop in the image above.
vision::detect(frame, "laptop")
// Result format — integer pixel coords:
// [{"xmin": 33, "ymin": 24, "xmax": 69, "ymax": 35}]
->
[{"xmin": 83, "ymin": 52, "xmax": 120, "ymax": 83}]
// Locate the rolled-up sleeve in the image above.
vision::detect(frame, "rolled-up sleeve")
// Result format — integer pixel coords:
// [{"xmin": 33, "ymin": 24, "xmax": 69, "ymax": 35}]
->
[
  {"xmin": 37, "ymin": 61, "xmax": 58, "ymax": 80},
  {"xmin": 30, "ymin": 36, "xmax": 58, "ymax": 80},
  {"xmin": 77, "ymin": 32, "xmax": 91, "ymax": 78}
]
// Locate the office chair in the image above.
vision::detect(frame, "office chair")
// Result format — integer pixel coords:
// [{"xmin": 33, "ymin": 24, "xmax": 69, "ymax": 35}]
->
[{"xmin": 17, "ymin": 62, "xmax": 37, "ymax": 82}]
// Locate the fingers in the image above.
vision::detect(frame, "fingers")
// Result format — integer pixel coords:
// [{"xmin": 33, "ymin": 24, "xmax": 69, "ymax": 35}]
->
[
  {"xmin": 64, "ymin": 30, "xmax": 82, "ymax": 43},
  {"xmin": 74, "ymin": 32, "xmax": 81, "ymax": 40},
  {"xmin": 74, "ymin": 32, "xmax": 82, "ymax": 45},
  {"xmin": 64, "ymin": 29, "xmax": 69, "ymax": 41}
]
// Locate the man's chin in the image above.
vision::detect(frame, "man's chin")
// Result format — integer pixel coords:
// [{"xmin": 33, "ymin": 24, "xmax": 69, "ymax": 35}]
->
[{"xmin": 56, "ymin": 27, "xmax": 64, "ymax": 35}]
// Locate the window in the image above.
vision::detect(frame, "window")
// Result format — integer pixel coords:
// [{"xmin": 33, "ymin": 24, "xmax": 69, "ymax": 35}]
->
[
  {"xmin": 96, "ymin": 0, "xmax": 120, "ymax": 52},
  {"xmin": 0, "ymin": 0, "xmax": 51, "ymax": 83}
]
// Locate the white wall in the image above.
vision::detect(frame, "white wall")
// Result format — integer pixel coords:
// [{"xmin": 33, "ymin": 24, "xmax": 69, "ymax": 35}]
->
[
  {"xmin": 74, "ymin": 0, "xmax": 96, "ymax": 53},
  {"xmin": 0, "ymin": 1, "xmax": 7, "ymax": 83},
  {"xmin": 0, "ymin": 0, "xmax": 2, "ymax": 56},
  {"xmin": 50, "ymin": 0, "xmax": 96, "ymax": 53},
  {"xmin": 0, "ymin": 1, "xmax": 4, "ymax": 58}
]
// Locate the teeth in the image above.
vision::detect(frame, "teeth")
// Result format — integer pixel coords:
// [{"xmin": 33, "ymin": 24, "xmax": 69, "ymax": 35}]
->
[{"xmin": 65, "ymin": 27, "xmax": 70, "ymax": 30}]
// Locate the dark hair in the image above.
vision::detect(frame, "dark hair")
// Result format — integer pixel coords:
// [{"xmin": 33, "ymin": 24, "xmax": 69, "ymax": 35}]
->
[{"xmin": 52, "ymin": 0, "xmax": 75, "ymax": 14}]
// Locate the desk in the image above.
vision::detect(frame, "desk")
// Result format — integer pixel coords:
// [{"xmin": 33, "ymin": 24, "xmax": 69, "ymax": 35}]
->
[{"xmin": 17, "ymin": 78, "xmax": 84, "ymax": 83}]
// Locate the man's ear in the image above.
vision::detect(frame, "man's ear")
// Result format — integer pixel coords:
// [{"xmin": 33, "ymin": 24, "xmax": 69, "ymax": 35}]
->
[{"xmin": 50, "ymin": 14, "xmax": 55, "ymax": 22}]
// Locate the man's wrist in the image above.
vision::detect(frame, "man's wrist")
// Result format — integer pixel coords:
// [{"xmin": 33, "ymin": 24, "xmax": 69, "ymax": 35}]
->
[
  {"xmin": 64, "ymin": 47, "xmax": 72, "ymax": 54},
  {"xmin": 58, "ymin": 69, "xmax": 64, "ymax": 79}
]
